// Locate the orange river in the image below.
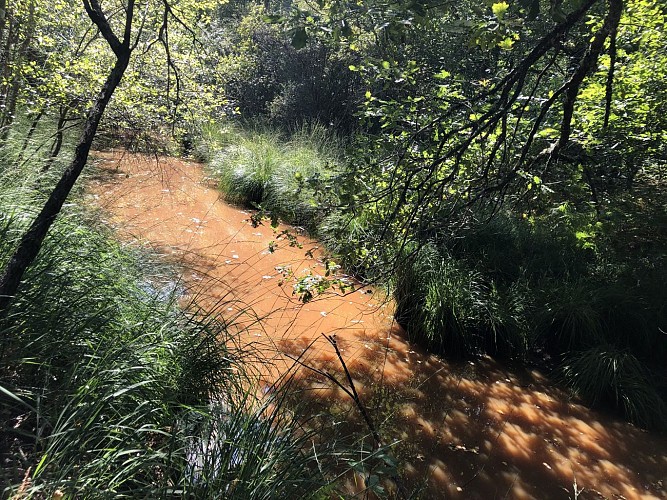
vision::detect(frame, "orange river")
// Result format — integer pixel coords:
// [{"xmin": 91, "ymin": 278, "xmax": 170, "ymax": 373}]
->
[{"xmin": 86, "ymin": 151, "xmax": 666, "ymax": 499}]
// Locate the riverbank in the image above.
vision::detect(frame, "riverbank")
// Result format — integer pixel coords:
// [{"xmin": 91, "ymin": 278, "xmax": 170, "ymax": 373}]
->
[{"xmin": 87, "ymin": 150, "xmax": 667, "ymax": 499}]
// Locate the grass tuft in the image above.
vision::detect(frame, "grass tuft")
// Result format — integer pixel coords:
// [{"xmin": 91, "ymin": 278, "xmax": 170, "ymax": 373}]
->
[
  {"xmin": 561, "ymin": 347, "xmax": 667, "ymax": 430},
  {"xmin": 206, "ymin": 124, "xmax": 341, "ymax": 231}
]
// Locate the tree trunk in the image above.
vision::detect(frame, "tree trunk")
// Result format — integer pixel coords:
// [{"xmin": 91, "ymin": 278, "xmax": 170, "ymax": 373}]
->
[
  {"xmin": 0, "ymin": 51, "xmax": 131, "ymax": 313},
  {"xmin": 14, "ymin": 106, "xmax": 44, "ymax": 166},
  {"xmin": 41, "ymin": 105, "xmax": 70, "ymax": 173},
  {"xmin": 0, "ymin": 0, "xmax": 36, "ymax": 144}
]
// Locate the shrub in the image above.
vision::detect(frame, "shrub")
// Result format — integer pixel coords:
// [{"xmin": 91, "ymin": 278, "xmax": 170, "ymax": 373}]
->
[
  {"xmin": 316, "ymin": 210, "xmax": 385, "ymax": 280},
  {"xmin": 387, "ymin": 212, "xmax": 666, "ymax": 427},
  {"xmin": 450, "ymin": 212, "xmax": 590, "ymax": 283},
  {"xmin": 561, "ymin": 347, "xmax": 666, "ymax": 430},
  {"xmin": 212, "ymin": 6, "xmax": 360, "ymax": 133}
]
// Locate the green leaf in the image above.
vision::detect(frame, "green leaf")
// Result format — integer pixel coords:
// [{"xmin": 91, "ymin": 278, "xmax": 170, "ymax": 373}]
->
[
  {"xmin": 498, "ymin": 37, "xmax": 515, "ymax": 50},
  {"xmin": 291, "ymin": 27, "xmax": 308, "ymax": 49},
  {"xmin": 492, "ymin": 2, "xmax": 510, "ymax": 20},
  {"xmin": 262, "ymin": 14, "xmax": 285, "ymax": 24},
  {"xmin": 34, "ymin": 453, "xmax": 49, "ymax": 477},
  {"xmin": 0, "ymin": 384, "xmax": 38, "ymax": 413}
]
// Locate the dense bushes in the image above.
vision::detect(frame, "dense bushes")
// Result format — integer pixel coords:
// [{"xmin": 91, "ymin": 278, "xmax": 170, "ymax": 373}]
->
[
  {"xmin": 210, "ymin": 6, "xmax": 360, "ymax": 133},
  {"xmin": 390, "ymin": 213, "xmax": 667, "ymax": 429}
]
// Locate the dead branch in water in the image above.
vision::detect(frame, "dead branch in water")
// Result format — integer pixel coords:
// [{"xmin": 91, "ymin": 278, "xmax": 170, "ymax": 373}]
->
[{"xmin": 286, "ymin": 333, "xmax": 409, "ymax": 498}]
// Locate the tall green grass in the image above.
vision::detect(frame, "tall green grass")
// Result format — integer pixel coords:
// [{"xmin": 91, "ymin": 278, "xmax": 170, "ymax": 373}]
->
[
  {"xmin": 393, "ymin": 243, "xmax": 531, "ymax": 360},
  {"xmin": 0, "ymin": 123, "xmax": 339, "ymax": 497},
  {"xmin": 203, "ymin": 123, "xmax": 341, "ymax": 231},
  {"xmin": 561, "ymin": 346, "xmax": 667, "ymax": 430},
  {"xmin": 391, "ymin": 215, "xmax": 666, "ymax": 429}
]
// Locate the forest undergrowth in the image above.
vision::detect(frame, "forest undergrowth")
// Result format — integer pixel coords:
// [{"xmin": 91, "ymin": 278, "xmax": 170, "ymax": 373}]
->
[
  {"xmin": 202, "ymin": 122, "xmax": 667, "ymax": 432},
  {"xmin": 2, "ymin": 0, "xmax": 667, "ymax": 496}
]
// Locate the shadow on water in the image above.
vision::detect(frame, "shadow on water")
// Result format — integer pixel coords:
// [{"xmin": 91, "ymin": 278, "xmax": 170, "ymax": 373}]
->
[
  {"xmin": 278, "ymin": 333, "xmax": 667, "ymax": 499},
  {"xmin": 87, "ymin": 151, "xmax": 667, "ymax": 499}
]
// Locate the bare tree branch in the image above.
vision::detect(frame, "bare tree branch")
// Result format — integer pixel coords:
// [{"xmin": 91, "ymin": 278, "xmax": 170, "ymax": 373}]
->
[
  {"xmin": 82, "ymin": 0, "xmax": 123, "ymax": 55},
  {"xmin": 555, "ymin": 0, "xmax": 623, "ymax": 155}
]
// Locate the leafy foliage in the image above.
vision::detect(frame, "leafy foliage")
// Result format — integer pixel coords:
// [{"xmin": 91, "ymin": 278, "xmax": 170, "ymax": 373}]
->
[
  {"xmin": 0, "ymin": 3, "xmax": 665, "ymax": 487},
  {"xmin": 205, "ymin": 4, "xmax": 360, "ymax": 132}
]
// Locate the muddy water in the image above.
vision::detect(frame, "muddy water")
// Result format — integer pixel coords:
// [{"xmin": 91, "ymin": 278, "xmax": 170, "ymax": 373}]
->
[{"xmin": 87, "ymin": 151, "xmax": 666, "ymax": 500}]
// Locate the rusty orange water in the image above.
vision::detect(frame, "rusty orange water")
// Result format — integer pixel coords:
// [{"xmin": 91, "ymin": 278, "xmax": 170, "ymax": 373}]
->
[{"xmin": 87, "ymin": 151, "xmax": 666, "ymax": 499}]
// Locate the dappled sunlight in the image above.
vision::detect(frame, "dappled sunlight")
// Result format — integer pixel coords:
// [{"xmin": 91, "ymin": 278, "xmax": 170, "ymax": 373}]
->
[{"xmin": 88, "ymin": 151, "xmax": 667, "ymax": 499}]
